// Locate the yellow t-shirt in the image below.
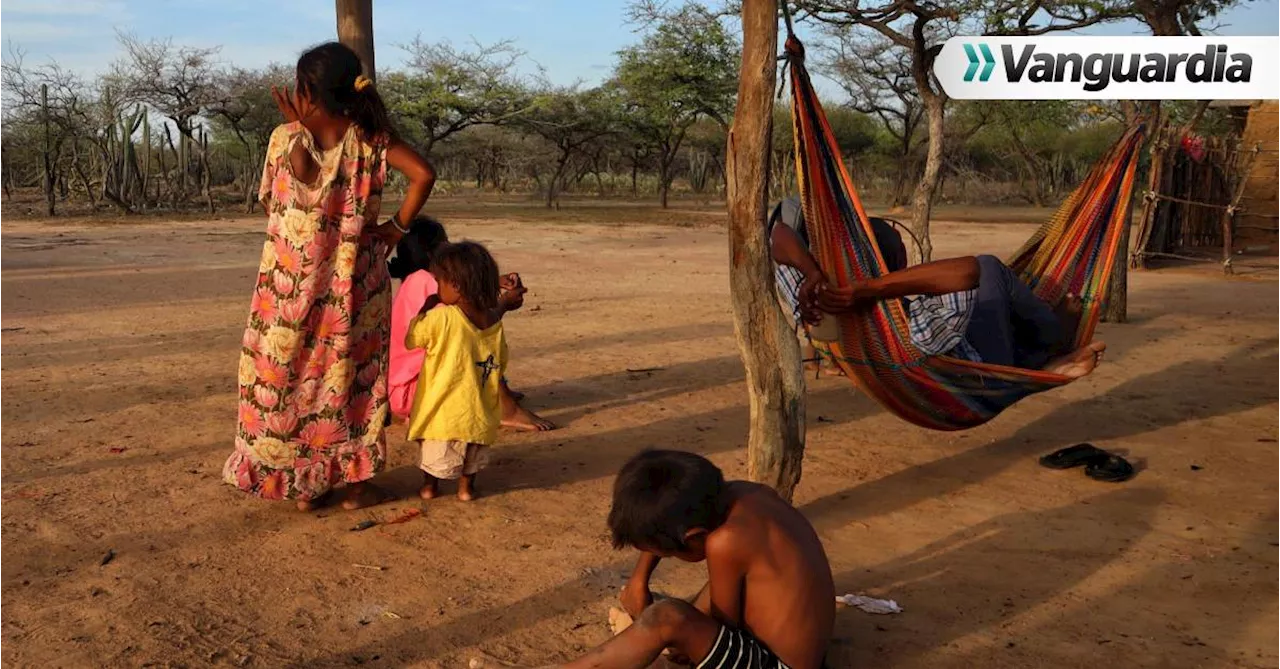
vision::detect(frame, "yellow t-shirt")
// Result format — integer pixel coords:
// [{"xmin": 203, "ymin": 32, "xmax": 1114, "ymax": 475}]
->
[{"xmin": 404, "ymin": 305, "xmax": 508, "ymax": 445}]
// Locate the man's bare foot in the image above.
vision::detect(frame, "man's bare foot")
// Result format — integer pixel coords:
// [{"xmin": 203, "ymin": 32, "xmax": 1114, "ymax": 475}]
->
[
  {"xmin": 295, "ymin": 490, "xmax": 335, "ymax": 512},
  {"xmin": 1045, "ymin": 341, "xmax": 1107, "ymax": 379},
  {"xmin": 419, "ymin": 476, "xmax": 439, "ymax": 500},
  {"xmin": 501, "ymin": 405, "xmax": 556, "ymax": 432},
  {"xmin": 341, "ymin": 483, "xmax": 393, "ymax": 510}
]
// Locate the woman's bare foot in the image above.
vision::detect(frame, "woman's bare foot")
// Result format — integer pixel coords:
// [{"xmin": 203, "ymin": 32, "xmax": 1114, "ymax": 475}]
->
[
  {"xmin": 295, "ymin": 489, "xmax": 335, "ymax": 512},
  {"xmin": 341, "ymin": 483, "xmax": 393, "ymax": 510},
  {"xmin": 501, "ymin": 405, "xmax": 556, "ymax": 432},
  {"xmin": 1045, "ymin": 341, "xmax": 1107, "ymax": 379}
]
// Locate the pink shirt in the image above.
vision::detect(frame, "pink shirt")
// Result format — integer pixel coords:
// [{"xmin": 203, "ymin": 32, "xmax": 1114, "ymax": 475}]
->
[{"xmin": 389, "ymin": 270, "xmax": 439, "ymax": 419}]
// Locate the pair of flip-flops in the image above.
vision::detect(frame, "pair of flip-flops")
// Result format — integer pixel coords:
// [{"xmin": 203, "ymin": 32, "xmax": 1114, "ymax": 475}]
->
[{"xmin": 1039, "ymin": 443, "xmax": 1135, "ymax": 483}]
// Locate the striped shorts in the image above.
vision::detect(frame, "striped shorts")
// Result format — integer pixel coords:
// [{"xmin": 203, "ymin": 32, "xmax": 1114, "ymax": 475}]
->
[{"xmin": 696, "ymin": 626, "xmax": 790, "ymax": 669}]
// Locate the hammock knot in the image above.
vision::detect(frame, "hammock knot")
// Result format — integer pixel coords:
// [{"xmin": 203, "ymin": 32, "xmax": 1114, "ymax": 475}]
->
[{"xmin": 783, "ymin": 35, "xmax": 806, "ymax": 60}]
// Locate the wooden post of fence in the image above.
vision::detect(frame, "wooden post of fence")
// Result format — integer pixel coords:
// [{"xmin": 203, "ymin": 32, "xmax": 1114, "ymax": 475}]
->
[
  {"xmin": 1131, "ymin": 125, "xmax": 1169, "ymax": 270},
  {"xmin": 1221, "ymin": 143, "xmax": 1260, "ymax": 275}
]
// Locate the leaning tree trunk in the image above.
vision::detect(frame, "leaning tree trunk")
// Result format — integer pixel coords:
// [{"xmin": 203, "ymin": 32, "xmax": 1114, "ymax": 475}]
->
[
  {"xmin": 909, "ymin": 89, "xmax": 945, "ymax": 264},
  {"xmin": 726, "ymin": 0, "xmax": 805, "ymax": 501},
  {"xmin": 336, "ymin": 0, "xmax": 376, "ymax": 81}
]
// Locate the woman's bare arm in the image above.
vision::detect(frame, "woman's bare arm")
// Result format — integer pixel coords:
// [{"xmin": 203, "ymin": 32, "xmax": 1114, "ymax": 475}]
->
[{"xmin": 374, "ymin": 139, "xmax": 436, "ymax": 245}]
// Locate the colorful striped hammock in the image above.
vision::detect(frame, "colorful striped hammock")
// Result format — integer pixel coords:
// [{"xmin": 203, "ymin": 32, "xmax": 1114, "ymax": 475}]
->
[{"xmin": 787, "ymin": 45, "xmax": 1145, "ymax": 431}]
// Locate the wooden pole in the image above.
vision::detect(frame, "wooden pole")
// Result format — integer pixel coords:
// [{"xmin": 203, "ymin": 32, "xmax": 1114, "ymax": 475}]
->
[
  {"xmin": 336, "ymin": 0, "xmax": 376, "ymax": 82},
  {"xmin": 726, "ymin": 0, "xmax": 806, "ymax": 501}
]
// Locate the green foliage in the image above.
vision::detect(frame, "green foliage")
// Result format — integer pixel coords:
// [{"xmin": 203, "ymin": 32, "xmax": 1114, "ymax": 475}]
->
[
  {"xmin": 381, "ymin": 38, "xmax": 532, "ymax": 155},
  {"xmin": 613, "ymin": 2, "xmax": 738, "ymax": 129}
]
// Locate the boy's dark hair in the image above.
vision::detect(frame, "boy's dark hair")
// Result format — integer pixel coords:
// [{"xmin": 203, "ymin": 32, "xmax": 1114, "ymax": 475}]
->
[
  {"xmin": 296, "ymin": 42, "xmax": 396, "ymax": 142},
  {"xmin": 607, "ymin": 450, "xmax": 727, "ymax": 552},
  {"xmin": 388, "ymin": 215, "xmax": 449, "ymax": 280},
  {"xmin": 430, "ymin": 241, "xmax": 500, "ymax": 312}
]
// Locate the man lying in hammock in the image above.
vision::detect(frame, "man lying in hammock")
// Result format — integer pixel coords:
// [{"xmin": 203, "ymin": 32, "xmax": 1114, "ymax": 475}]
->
[{"xmin": 769, "ymin": 205, "xmax": 1106, "ymax": 379}]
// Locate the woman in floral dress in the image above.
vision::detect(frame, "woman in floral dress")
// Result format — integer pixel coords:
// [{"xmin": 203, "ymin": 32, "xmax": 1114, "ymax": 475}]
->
[{"xmin": 223, "ymin": 42, "xmax": 435, "ymax": 511}]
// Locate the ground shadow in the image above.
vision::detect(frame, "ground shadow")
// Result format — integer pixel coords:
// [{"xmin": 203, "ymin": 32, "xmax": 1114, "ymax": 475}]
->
[
  {"xmin": 823, "ymin": 487, "xmax": 1164, "ymax": 667},
  {"xmin": 372, "ymin": 380, "xmax": 874, "ymax": 502},
  {"xmin": 801, "ymin": 338, "xmax": 1277, "ymax": 534}
]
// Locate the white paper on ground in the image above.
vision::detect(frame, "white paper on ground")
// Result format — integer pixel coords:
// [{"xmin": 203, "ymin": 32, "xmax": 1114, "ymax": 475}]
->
[{"xmin": 836, "ymin": 594, "xmax": 903, "ymax": 614}]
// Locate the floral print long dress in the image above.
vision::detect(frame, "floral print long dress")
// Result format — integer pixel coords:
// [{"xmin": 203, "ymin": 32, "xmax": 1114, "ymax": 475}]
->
[{"xmin": 224, "ymin": 122, "xmax": 391, "ymax": 502}]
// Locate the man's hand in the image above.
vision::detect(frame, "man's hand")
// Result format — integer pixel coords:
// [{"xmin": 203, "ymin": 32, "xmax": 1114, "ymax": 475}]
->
[
  {"xmin": 815, "ymin": 284, "xmax": 870, "ymax": 313},
  {"xmin": 798, "ymin": 270, "xmax": 828, "ymax": 325}
]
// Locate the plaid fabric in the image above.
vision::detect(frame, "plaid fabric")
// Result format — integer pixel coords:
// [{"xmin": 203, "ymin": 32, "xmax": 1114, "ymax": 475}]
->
[
  {"xmin": 907, "ymin": 290, "xmax": 982, "ymax": 361},
  {"xmin": 775, "ymin": 264, "xmax": 805, "ymax": 329},
  {"xmin": 776, "ymin": 263, "xmax": 982, "ymax": 362}
]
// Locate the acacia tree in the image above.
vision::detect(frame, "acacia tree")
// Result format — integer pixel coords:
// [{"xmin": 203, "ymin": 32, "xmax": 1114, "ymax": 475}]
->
[
  {"xmin": 108, "ymin": 33, "xmax": 221, "ymax": 204},
  {"xmin": 383, "ymin": 38, "xmax": 533, "ymax": 156},
  {"xmin": 516, "ymin": 86, "xmax": 619, "ymax": 207},
  {"xmin": 208, "ymin": 65, "xmax": 291, "ymax": 211},
  {"xmin": 823, "ymin": 33, "xmax": 924, "ymax": 207},
  {"xmin": 614, "ymin": 1, "xmax": 738, "ymax": 208}
]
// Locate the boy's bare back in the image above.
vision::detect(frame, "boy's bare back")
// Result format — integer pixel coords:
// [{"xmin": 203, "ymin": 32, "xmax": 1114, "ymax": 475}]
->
[{"xmin": 711, "ymin": 481, "xmax": 835, "ymax": 669}]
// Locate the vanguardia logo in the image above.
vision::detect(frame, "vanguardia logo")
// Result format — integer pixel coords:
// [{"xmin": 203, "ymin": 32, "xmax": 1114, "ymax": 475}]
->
[
  {"xmin": 1002, "ymin": 44, "xmax": 1252, "ymax": 91},
  {"xmin": 937, "ymin": 37, "xmax": 1277, "ymax": 101},
  {"xmin": 963, "ymin": 43, "xmax": 996, "ymax": 82}
]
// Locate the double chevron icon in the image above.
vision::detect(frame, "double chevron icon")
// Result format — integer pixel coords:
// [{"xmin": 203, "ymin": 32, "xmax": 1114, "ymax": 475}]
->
[{"xmin": 962, "ymin": 43, "xmax": 996, "ymax": 82}]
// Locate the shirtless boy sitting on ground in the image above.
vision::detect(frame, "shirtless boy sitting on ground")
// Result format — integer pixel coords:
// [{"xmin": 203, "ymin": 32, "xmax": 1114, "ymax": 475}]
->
[{"xmin": 473, "ymin": 449, "xmax": 835, "ymax": 669}]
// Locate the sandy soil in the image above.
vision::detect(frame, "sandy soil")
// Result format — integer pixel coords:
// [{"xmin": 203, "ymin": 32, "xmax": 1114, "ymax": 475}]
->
[{"xmin": 1, "ymin": 204, "xmax": 1277, "ymax": 668}]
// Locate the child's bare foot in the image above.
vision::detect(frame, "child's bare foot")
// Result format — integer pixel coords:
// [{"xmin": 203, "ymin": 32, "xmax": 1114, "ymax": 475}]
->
[
  {"xmin": 457, "ymin": 475, "xmax": 479, "ymax": 502},
  {"xmin": 501, "ymin": 405, "xmax": 556, "ymax": 432},
  {"xmin": 419, "ymin": 475, "xmax": 439, "ymax": 500},
  {"xmin": 341, "ymin": 483, "xmax": 393, "ymax": 510},
  {"xmin": 1045, "ymin": 341, "xmax": 1107, "ymax": 379}
]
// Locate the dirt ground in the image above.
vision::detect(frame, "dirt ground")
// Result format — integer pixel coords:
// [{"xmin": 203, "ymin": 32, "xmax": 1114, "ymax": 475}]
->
[{"xmin": 1, "ymin": 202, "xmax": 1277, "ymax": 668}]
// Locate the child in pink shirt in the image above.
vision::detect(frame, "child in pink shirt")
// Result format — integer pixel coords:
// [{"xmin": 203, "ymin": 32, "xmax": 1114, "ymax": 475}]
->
[{"xmin": 388, "ymin": 216, "xmax": 554, "ymax": 431}]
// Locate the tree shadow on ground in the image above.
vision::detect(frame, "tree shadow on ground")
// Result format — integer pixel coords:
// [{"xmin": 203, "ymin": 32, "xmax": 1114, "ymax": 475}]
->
[
  {"xmin": 822, "ymin": 487, "xmax": 1164, "ymax": 667},
  {"xmin": 801, "ymin": 338, "xmax": 1277, "ymax": 535}
]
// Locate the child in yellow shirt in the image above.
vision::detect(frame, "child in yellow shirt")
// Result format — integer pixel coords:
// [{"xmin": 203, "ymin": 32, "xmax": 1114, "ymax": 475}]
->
[{"xmin": 404, "ymin": 241, "xmax": 507, "ymax": 501}]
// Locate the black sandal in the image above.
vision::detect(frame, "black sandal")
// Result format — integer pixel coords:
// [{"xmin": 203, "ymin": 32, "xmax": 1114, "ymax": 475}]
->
[
  {"xmin": 1039, "ymin": 443, "xmax": 1106, "ymax": 470},
  {"xmin": 1085, "ymin": 454, "xmax": 1136, "ymax": 483}
]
